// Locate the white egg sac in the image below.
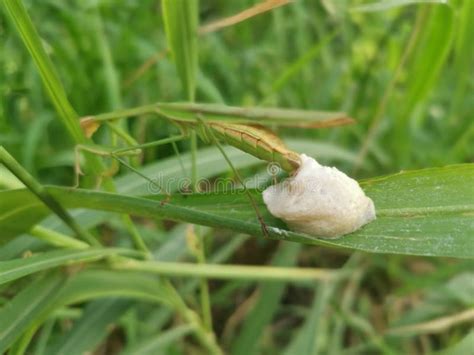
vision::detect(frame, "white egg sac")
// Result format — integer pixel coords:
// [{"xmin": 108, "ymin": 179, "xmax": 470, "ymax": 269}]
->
[{"xmin": 263, "ymin": 154, "xmax": 376, "ymax": 238}]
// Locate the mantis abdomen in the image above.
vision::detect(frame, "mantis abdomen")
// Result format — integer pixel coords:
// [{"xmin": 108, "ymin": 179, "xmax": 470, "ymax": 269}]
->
[{"xmin": 193, "ymin": 121, "xmax": 301, "ymax": 172}]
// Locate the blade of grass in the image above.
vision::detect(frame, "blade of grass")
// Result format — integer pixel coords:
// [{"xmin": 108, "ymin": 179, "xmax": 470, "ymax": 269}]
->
[
  {"xmin": 186, "ymin": 225, "xmax": 213, "ymax": 331},
  {"xmin": 231, "ymin": 242, "xmax": 301, "ymax": 355},
  {"xmin": 395, "ymin": 4, "xmax": 454, "ymax": 161},
  {"xmin": 121, "ymin": 325, "xmax": 194, "ymax": 355},
  {"xmin": 2, "ymin": 164, "xmax": 473, "ymax": 258},
  {"xmin": 263, "ymin": 30, "xmax": 338, "ymax": 103},
  {"xmin": 449, "ymin": 0, "xmax": 474, "ymax": 125},
  {"xmin": 1, "ymin": 0, "xmax": 104, "ymax": 181},
  {"xmin": 352, "ymin": 5, "xmax": 428, "ymax": 172},
  {"xmin": 284, "ymin": 281, "xmax": 335, "ymax": 355},
  {"xmin": 110, "ymin": 257, "xmax": 339, "ymax": 282},
  {"xmin": 0, "ymin": 146, "xmax": 97, "ymax": 246},
  {"xmin": 0, "ymin": 271, "xmax": 170, "ymax": 354},
  {"xmin": 161, "ymin": 0, "xmax": 199, "ymax": 101},
  {"xmin": 328, "ymin": 260, "xmax": 366, "ymax": 354},
  {"xmin": 51, "ymin": 270, "xmax": 222, "ymax": 354},
  {"xmin": 403, "ymin": 3, "xmax": 454, "ymax": 116},
  {"xmin": 0, "ymin": 248, "xmax": 139, "ymax": 285},
  {"xmin": 0, "ymin": 173, "xmax": 87, "ymax": 250},
  {"xmin": 351, "ymin": 0, "xmax": 448, "ymax": 13},
  {"xmin": 0, "ymin": 272, "xmax": 65, "ymax": 354},
  {"xmin": 32, "ymin": 319, "xmax": 55, "ymax": 355},
  {"xmin": 284, "ymin": 253, "xmax": 365, "ymax": 355},
  {"xmin": 29, "ymin": 226, "xmax": 89, "ymax": 250},
  {"xmin": 47, "ymin": 299, "xmax": 133, "ymax": 355},
  {"xmin": 434, "ymin": 330, "xmax": 474, "ymax": 355},
  {"xmin": 1, "ymin": 0, "xmax": 83, "ymax": 142},
  {"xmin": 160, "ymin": 2, "xmax": 214, "ymax": 336},
  {"xmin": 90, "ymin": 7, "xmax": 150, "ymax": 256},
  {"xmin": 49, "ymin": 163, "xmax": 474, "ymax": 258}
]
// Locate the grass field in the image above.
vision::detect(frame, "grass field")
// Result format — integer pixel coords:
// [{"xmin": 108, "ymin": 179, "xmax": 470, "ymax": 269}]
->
[{"xmin": 1, "ymin": 0, "xmax": 473, "ymax": 354}]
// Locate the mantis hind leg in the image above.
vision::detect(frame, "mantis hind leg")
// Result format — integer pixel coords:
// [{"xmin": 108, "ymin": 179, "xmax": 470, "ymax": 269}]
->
[{"xmin": 195, "ymin": 116, "xmax": 270, "ymax": 238}]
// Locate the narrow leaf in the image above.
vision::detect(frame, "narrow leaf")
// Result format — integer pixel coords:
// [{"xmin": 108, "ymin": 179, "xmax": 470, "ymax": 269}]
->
[
  {"xmin": 351, "ymin": 0, "xmax": 448, "ymax": 13},
  {"xmin": 0, "ymin": 248, "xmax": 139, "ymax": 285},
  {"xmin": 0, "ymin": 270, "xmax": 174, "ymax": 354},
  {"xmin": 231, "ymin": 243, "xmax": 300, "ymax": 355},
  {"xmin": 122, "ymin": 325, "xmax": 193, "ymax": 355},
  {"xmin": 0, "ymin": 273, "xmax": 65, "ymax": 353},
  {"xmin": 161, "ymin": 0, "xmax": 199, "ymax": 100},
  {"xmin": 2, "ymin": 0, "xmax": 83, "ymax": 142},
  {"xmin": 402, "ymin": 4, "xmax": 454, "ymax": 118},
  {"xmin": 48, "ymin": 299, "xmax": 133, "ymax": 355},
  {"xmin": 1, "ymin": 164, "xmax": 472, "ymax": 258}
]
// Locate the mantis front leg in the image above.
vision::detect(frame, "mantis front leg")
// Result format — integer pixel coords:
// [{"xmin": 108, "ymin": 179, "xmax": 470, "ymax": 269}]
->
[{"xmin": 74, "ymin": 134, "xmax": 187, "ymax": 188}]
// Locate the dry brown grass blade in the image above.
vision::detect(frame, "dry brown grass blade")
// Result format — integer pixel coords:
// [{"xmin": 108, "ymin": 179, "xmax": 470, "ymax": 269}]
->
[
  {"xmin": 387, "ymin": 309, "xmax": 474, "ymax": 336},
  {"xmin": 199, "ymin": 0, "xmax": 291, "ymax": 35},
  {"xmin": 122, "ymin": 49, "xmax": 169, "ymax": 88}
]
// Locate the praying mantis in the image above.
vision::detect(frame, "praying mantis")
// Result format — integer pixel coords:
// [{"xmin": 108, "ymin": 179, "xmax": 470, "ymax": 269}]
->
[{"xmin": 76, "ymin": 102, "xmax": 354, "ymax": 236}]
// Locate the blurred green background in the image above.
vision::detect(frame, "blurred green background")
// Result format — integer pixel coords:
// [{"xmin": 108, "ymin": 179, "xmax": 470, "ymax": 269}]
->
[{"xmin": 1, "ymin": 0, "xmax": 473, "ymax": 354}]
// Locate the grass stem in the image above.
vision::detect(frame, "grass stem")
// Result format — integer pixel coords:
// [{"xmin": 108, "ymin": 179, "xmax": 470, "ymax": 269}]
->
[
  {"xmin": 111, "ymin": 258, "xmax": 340, "ymax": 282},
  {"xmin": 0, "ymin": 146, "xmax": 99, "ymax": 246}
]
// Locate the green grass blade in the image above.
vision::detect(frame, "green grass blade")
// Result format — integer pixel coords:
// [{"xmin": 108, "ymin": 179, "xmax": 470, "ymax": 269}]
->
[
  {"xmin": 267, "ymin": 31, "xmax": 338, "ymax": 98},
  {"xmin": 0, "ymin": 273, "xmax": 65, "ymax": 354},
  {"xmin": 0, "ymin": 146, "xmax": 97, "ymax": 246},
  {"xmin": 121, "ymin": 325, "xmax": 193, "ymax": 355},
  {"xmin": 2, "ymin": 164, "xmax": 472, "ymax": 258},
  {"xmin": 351, "ymin": 0, "xmax": 448, "ymax": 13},
  {"xmin": 52, "ymin": 162, "xmax": 474, "ymax": 259},
  {"xmin": 2, "ymin": 0, "xmax": 83, "ymax": 142},
  {"xmin": 54, "ymin": 269, "xmax": 175, "ymax": 307},
  {"xmin": 110, "ymin": 257, "xmax": 337, "ymax": 282},
  {"xmin": 395, "ymin": 4, "xmax": 454, "ymax": 157},
  {"xmin": 283, "ymin": 282, "xmax": 335, "ymax": 355},
  {"xmin": 47, "ymin": 299, "xmax": 133, "ymax": 355},
  {"xmin": 161, "ymin": 0, "xmax": 199, "ymax": 101},
  {"xmin": 141, "ymin": 7, "xmax": 211, "ymax": 318},
  {"xmin": 0, "ymin": 188, "xmax": 49, "ymax": 243},
  {"xmin": 29, "ymin": 226, "xmax": 89, "ymax": 250},
  {"xmin": 0, "ymin": 270, "xmax": 175, "ymax": 354},
  {"xmin": 435, "ymin": 330, "xmax": 474, "ymax": 355},
  {"xmin": 449, "ymin": 0, "xmax": 474, "ymax": 125},
  {"xmin": 403, "ymin": 4, "xmax": 454, "ymax": 116},
  {"xmin": 1, "ymin": 0, "xmax": 105, "ymax": 181},
  {"xmin": 32, "ymin": 319, "xmax": 54, "ymax": 355},
  {"xmin": 0, "ymin": 248, "xmax": 139, "ymax": 285},
  {"xmin": 231, "ymin": 243, "xmax": 300, "ymax": 355}
]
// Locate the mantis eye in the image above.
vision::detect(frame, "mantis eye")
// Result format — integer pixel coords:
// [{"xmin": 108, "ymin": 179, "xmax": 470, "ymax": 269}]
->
[{"xmin": 263, "ymin": 154, "xmax": 376, "ymax": 238}]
